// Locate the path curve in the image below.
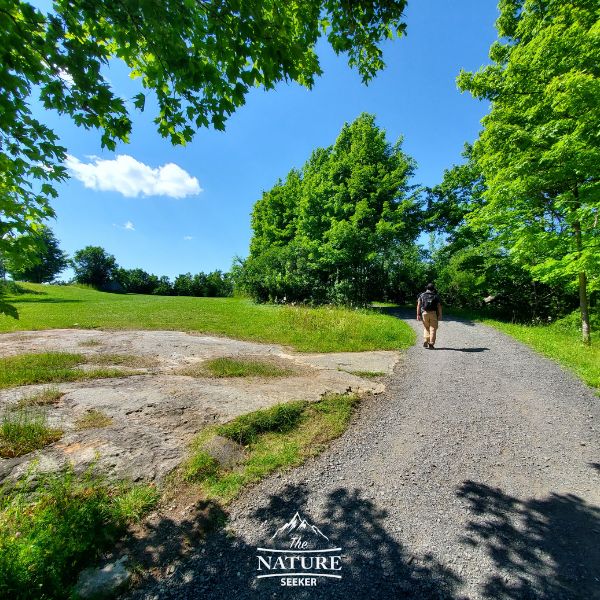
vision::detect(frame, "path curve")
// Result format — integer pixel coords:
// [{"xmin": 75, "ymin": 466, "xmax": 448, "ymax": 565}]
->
[{"xmin": 126, "ymin": 311, "xmax": 600, "ymax": 600}]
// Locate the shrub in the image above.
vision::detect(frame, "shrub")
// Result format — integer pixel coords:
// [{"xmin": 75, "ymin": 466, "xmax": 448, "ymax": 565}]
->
[{"xmin": 216, "ymin": 401, "xmax": 305, "ymax": 445}]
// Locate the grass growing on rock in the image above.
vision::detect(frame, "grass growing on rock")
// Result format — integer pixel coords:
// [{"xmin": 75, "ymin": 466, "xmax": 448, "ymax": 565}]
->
[
  {"xmin": 0, "ymin": 467, "xmax": 159, "ymax": 600},
  {"xmin": 345, "ymin": 370, "xmax": 386, "ymax": 378},
  {"xmin": 183, "ymin": 393, "xmax": 359, "ymax": 503},
  {"xmin": 0, "ymin": 409, "xmax": 62, "ymax": 458},
  {"xmin": 182, "ymin": 356, "xmax": 297, "ymax": 379},
  {"xmin": 0, "ymin": 283, "xmax": 414, "ymax": 353},
  {"xmin": 0, "ymin": 352, "xmax": 138, "ymax": 389},
  {"xmin": 75, "ymin": 409, "xmax": 113, "ymax": 430},
  {"xmin": 16, "ymin": 386, "xmax": 64, "ymax": 408}
]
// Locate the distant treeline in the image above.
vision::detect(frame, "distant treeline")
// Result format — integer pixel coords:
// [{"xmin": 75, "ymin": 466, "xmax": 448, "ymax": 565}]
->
[
  {"xmin": 115, "ymin": 267, "xmax": 232, "ymax": 297},
  {"xmin": 1, "ymin": 239, "xmax": 233, "ymax": 298}
]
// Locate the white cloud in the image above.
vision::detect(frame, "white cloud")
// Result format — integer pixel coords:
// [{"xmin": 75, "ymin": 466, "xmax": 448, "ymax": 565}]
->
[
  {"xmin": 113, "ymin": 221, "xmax": 136, "ymax": 231},
  {"xmin": 66, "ymin": 154, "xmax": 202, "ymax": 198},
  {"xmin": 183, "ymin": 235, "xmax": 194, "ymax": 240}
]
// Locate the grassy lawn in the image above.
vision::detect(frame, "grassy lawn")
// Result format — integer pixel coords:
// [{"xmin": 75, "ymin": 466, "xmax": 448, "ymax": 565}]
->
[{"xmin": 0, "ymin": 284, "xmax": 414, "ymax": 353}]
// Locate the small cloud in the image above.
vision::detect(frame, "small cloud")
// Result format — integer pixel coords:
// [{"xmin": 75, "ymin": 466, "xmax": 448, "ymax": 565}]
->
[
  {"xmin": 113, "ymin": 221, "xmax": 135, "ymax": 231},
  {"xmin": 66, "ymin": 154, "xmax": 202, "ymax": 198},
  {"xmin": 183, "ymin": 235, "xmax": 194, "ymax": 240}
]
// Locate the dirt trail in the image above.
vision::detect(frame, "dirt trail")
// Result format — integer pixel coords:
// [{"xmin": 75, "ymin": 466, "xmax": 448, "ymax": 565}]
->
[{"xmin": 126, "ymin": 310, "xmax": 600, "ymax": 600}]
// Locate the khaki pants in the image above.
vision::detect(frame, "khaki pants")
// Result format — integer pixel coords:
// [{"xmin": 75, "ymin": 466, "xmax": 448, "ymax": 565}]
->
[{"xmin": 422, "ymin": 311, "xmax": 438, "ymax": 345}]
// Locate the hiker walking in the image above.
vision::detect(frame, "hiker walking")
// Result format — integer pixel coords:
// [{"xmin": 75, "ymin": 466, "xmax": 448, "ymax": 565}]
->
[{"xmin": 417, "ymin": 283, "xmax": 442, "ymax": 349}]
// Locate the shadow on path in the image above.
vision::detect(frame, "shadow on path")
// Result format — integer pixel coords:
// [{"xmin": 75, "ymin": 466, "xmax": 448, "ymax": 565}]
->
[
  {"xmin": 127, "ymin": 482, "xmax": 463, "ymax": 599},
  {"xmin": 457, "ymin": 480, "xmax": 600, "ymax": 600},
  {"xmin": 432, "ymin": 347, "xmax": 489, "ymax": 353}
]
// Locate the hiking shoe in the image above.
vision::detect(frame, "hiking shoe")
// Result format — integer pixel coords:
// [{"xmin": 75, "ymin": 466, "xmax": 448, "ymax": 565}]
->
[
  {"xmin": 428, "ymin": 343, "xmax": 435, "ymax": 349},
  {"xmin": 423, "ymin": 341, "xmax": 429, "ymax": 348}
]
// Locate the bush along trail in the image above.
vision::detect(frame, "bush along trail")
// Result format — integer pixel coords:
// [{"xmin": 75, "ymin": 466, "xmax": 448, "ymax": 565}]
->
[{"xmin": 125, "ymin": 309, "xmax": 600, "ymax": 600}]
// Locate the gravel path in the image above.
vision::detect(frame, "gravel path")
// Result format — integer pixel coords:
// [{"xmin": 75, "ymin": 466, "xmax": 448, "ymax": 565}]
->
[{"xmin": 126, "ymin": 311, "xmax": 600, "ymax": 600}]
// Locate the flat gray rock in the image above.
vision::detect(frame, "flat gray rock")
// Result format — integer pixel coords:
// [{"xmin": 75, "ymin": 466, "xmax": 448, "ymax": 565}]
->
[
  {"xmin": 201, "ymin": 435, "xmax": 246, "ymax": 468},
  {"xmin": 74, "ymin": 556, "xmax": 130, "ymax": 599}
]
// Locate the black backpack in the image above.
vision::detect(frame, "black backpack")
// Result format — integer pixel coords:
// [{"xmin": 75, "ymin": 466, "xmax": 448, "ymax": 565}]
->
[{"xmin": 421, "ymin": 291, "xmax": 438, "ymax": 311}]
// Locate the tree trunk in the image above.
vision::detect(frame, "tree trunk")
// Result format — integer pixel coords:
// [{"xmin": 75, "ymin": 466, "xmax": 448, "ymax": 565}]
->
[
  {"xmin": 578, "ymin": 271, "xmax": 591, "ymax": 345},
  {"xmin": 573, "ymin": 186, "xmax": 591, "ymax": 345}
]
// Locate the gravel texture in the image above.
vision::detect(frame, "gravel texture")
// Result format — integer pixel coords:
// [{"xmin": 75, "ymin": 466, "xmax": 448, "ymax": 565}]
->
[{"xmin": 125, "ymin": 311, "xmax": 600, "ymax": 600}]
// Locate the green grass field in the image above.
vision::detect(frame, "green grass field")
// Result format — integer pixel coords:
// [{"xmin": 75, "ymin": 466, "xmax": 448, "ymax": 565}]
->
[{"xmin": 0, "ymin": 284, "xmax": 414, "ymax": 353}]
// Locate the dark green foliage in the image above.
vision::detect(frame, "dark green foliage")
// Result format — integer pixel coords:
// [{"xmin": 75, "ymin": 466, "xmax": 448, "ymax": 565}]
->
[
  {"xmin": 239, "ymin": 113, "xmax": 421, "ymax": 305},
  {"xmin": 5, "ymin": 227, "xmax": 68, "ymax": 283},
  {"xmin": 216, "ymin": 401, "xmax": 306, "ymax": 445},
  {"xmin": 71, "ymin": 246, "xmax": 118, "ymax": 287},
  {"xmin": 117, "ymin": 268, "xmax": 233, "ymax": 297},
  {"xmin": 427, "ymin": 149, "xmax": 578, "ymax": 322},
  {"xmin": 114, "ymin": 268, "xmax": 158, "ymax": 295}
]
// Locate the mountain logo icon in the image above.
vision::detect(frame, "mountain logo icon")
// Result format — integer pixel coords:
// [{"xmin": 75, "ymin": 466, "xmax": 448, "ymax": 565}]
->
[
  {"xmin": 271, "ymin": 511, "xmax": 329, "ymax": 543},
  {"xmin": 256, "ymin": 511, "xmax": 343, "ymax": 585}
]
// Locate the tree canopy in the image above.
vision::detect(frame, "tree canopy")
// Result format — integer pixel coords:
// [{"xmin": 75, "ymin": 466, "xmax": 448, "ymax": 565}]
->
[
  {"xmin": 6, "ymin": 226, "xmax": 68, "ymax": 283},
  {"xmin": 0, "ymin": 0, "xmax": 408, "ymax": 263},
  {"xmin": 240, "ymin": 113, "xmax": 420, "ymax": 304},
  {"xmin": 71, "ymin": 246, "xmax": 118, "ymax": 287},
  {"xmin": 457, "ymin": 0, "xmax": 600, "ymax": 343}
]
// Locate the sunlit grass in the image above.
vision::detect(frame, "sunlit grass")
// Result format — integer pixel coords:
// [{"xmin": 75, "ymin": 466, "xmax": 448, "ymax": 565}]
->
[
  {"xmin": 181, "ymin": 356, "xmax": 296, "ymax": 379},
  {"xmin": 75, "ymin": 409, "xmax": 113, "ymax": 430},
  {"xmin": 16, "ymin": 386, "xmax": 64, "ymax": 408},
  {"xmin": 0, "ymin": 284, "xmax": 414, "ymax": 353},
  {"xmin": 0, "ymin": 408, "xmax": 62, "ymax": 458},
  {"xmin": 183, "ymin": 393, "xmax": 359, "ymax": 503},
  {"xmin": 0, "ymin": 352, "xmax": 134, "ymax": 389},
  {"xmin": 0, "ymin": 467, "xmax": 158, "ymax": 599}
]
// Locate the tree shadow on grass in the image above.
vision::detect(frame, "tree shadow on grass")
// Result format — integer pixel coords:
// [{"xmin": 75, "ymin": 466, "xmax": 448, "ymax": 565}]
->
[
  {"xmin": 0, "ymin": 299, "xmax": 18, "ymax": 319},
  {"xmin": 7, "ymin": 297, "xmax": 82, "ymax": 304},
  {"xmin": 125, "ymin": 482, "xmax": 464, "ymax": 600},
  {"xmin": 457, "ymin": 480, "xmax": 600, "ymax": 600}
]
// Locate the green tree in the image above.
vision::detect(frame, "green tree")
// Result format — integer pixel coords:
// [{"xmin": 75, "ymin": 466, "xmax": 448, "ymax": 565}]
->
[
  {"xmin": 116, "ymin": 267, "xmax": 158, "ymax": 294},
  {"xmin": 1, "ymin": 1, "xmax": 408, "ymax": 265},
  {"xmin": 6, "ymin": 226, "xmax": 68, "ymax": 283},
  {"xmin": 457, "ymin": 0, "xmax": 600, "ymax": 343},
  {"xmin": 152, "ymin": 275, "xmax": 173, "ymax": 296},
  {"xmin": 428, "ymin": 150, "xmax": 577, "ymax": 321},
  {"xmin": 71, "ymin": 246, "xmax": 118, "ymax": 287},
  {"xmin": 244, "ymin": 113, "xmax": 420, "ymax": 305}
]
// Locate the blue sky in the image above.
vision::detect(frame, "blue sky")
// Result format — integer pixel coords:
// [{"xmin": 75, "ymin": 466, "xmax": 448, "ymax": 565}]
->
[{"xmin": 36, "ymin": 1, "xmax": 499, "ymax": 280}]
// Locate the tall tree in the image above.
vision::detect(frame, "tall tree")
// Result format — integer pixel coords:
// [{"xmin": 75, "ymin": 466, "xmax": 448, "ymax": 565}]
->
[
  {"xmin": 71, "ymin": 246, "xmax": 117, "ymax": 287},
  {"xmin": 457, "ymin": 0, "xmax": 600, "ymax": 343},
  {"xmin": 244, "ymin": 113, "xmax": 419, "ymax": 304},
  {"xmin": 6, "ymin": 226, "xmax": 68, "ymax": 283},
  {"xmin": 1, "ymin": 1, "xmax": 408, "ymax": 264}
]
